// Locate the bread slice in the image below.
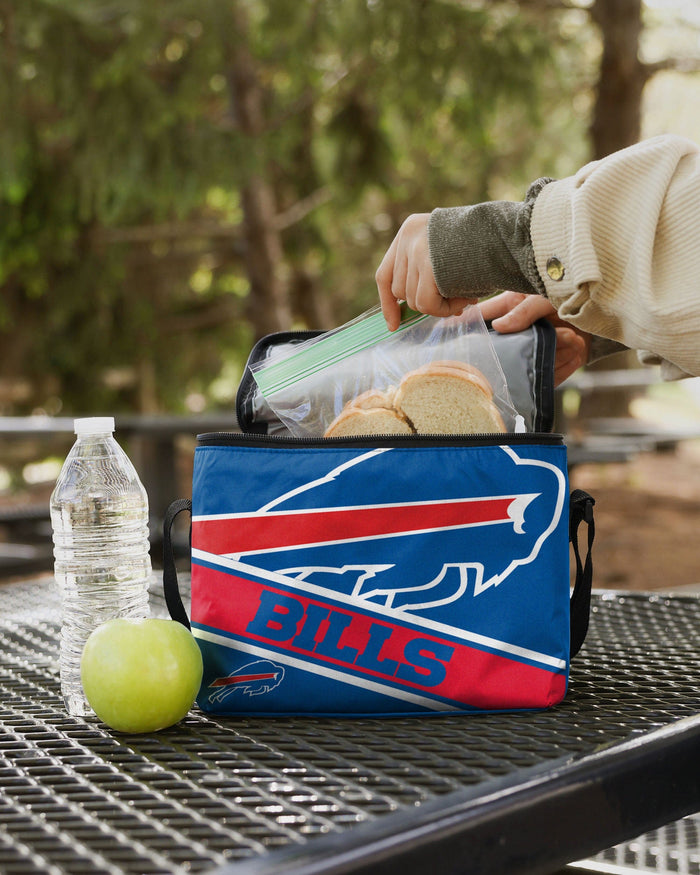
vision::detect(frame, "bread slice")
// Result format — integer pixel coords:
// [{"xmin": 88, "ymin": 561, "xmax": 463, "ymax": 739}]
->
[
  {"xmin": 352, "ymin": 386, "xmax": 397, "ymax": 410},
  {"xmin": 324, "ymin": 405, "xmax": 413, "ymax": 437},
  {"xmin": 323, "ymin": 361, "xmax": 505, "ymax": 437},
  {"xmin": 413, "ymin": 361, "xmax": 493, "ymax": 399},
  {"xmin": 393, "ymin": 369, "xmax": 505, "ymax": 435}
]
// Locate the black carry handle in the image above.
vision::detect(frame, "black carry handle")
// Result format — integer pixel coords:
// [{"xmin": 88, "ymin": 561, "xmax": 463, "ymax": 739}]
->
[
  {"xmin": 569, "ymin": 489, "xmax": 595, "ymax": 657},
  {"xmin": 162, "ymin": 491, "xmax": 596, "ymax": 654},
  {"xmin": 162, "ymin": 498, "xmax": 192, "ymax": 630}
]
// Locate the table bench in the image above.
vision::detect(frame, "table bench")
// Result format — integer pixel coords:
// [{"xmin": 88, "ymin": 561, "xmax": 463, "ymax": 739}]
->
[
  {"xmin": 556, "ymin": 366, "xmax": 700, "ymax": 468},
  {"xmin": 0, "ymin": 575, "xmax": 697, "ymax": 874},
  {"xmin": 0, "ymin": 504, "xmax": 54, "ymax": 576},
  {"xmin": 0, "ymin": 413, "xmax": 239, "ymax": 519},
  {"xmin": 0, "ymin": 415, "xmax": 238, "ymax": 576}
]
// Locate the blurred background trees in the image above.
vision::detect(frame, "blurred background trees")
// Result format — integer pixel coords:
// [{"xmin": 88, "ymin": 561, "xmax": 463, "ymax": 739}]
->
[{"xmin": 0, "ymin": 0, "xmax": 698, "ymax": 417}]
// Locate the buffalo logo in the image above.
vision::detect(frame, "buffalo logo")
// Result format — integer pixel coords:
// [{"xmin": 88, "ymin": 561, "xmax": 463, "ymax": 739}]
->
[
  {"xmin": 193, "ymin": 445, "xmax": 565, "ymax": 615},
  {"xmin": 208, "ymin": 659, "xmax": 285, "ymax": 702}
]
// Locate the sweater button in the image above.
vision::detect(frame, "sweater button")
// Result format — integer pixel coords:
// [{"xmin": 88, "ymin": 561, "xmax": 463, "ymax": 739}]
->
[{"xmin": 546, "ymin": 256, "xmax": 565, "ymax": 281}]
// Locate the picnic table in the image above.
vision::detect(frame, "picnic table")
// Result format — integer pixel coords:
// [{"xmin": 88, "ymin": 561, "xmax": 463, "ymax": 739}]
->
[
  {"xmin": 0, "ymin": 574, "xmax": 698, "ymax": 874},
  {"xmin": 0, "ymin": 414, "xmax": 238, "ymax": 576},
  {"xmin": 0, "ymin": 412, "xmax": 238, "ymax": 517}
]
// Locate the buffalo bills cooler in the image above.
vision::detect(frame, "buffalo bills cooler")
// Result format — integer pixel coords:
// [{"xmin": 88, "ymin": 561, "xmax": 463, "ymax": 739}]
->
[{"xmin": 176, "ymin": 432, "xmax": 587, "ymax": 717}]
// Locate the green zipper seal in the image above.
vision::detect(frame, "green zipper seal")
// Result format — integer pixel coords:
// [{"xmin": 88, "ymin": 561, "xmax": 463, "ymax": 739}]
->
[{"xmin": 252, "ymin": 305, "xmax": 428, "ymax": 397}]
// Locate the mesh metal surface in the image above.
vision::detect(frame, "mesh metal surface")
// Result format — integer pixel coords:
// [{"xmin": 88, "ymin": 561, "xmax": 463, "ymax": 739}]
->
[
  {"xmin": 0, "ymin": 578, "xmax": 698, "ymax": 874},
  {"xmin": 571, "ymin": 815, "xmax": 700, "ymax": 875}
]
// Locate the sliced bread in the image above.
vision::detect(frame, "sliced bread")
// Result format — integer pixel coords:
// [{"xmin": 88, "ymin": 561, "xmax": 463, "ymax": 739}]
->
[
  {"xmin": 324, "ymin": 405, "xmax": 413, "ymax": 437},
  {"xmin": 393, "ymin": 368, "xmax": 505, "ymax": 434},
  {"xmin": 413, "ymin": 360, "xmax": 494, "ymax": 399},
  {"xmin": 352, "ymin": 386, "xmax": 397, "ymax": 410},
  {"xmin": 323, "ymin": 361, "xmax": 505, "ymax": 437}
]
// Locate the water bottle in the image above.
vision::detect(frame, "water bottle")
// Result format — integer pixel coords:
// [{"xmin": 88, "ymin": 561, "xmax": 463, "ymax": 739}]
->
[{"xmin": 50, "ymin": 417, "xmax": 151, "ymax": 716}]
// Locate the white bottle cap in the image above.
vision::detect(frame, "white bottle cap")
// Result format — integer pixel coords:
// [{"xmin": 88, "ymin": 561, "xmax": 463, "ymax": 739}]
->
[{"xmin": 74, "ymin": 417, "xmax": 116, "ymax": 436}]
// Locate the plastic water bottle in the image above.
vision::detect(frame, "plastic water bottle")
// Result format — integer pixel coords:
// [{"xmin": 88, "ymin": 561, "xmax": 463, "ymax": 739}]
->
[{"xmin": 50, "ymin": 417, "xmax": 151, "ymax": 716}]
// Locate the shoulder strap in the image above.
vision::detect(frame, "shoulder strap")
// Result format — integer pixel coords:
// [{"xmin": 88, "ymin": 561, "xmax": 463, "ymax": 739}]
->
[
  {"xmin": 162, "ymin": 498, "xmax": 192, "ymax": 630},
  {"xmin": 569, "ymin": 489, "xmax": 596, "ymax": 657}
]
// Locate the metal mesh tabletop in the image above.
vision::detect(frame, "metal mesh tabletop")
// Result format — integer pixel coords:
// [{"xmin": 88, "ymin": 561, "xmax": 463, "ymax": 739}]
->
[{"xmin": 0, "ymin": 577, "xmax": 698, "ymax": 874}]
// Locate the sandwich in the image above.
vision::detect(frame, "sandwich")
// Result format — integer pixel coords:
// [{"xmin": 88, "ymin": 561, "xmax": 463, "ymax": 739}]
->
[{"xmin": 324, "ymin": 360, "xmax": 505, "ymax": 437}]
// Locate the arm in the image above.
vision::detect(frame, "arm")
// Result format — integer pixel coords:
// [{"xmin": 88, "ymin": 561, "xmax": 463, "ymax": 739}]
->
[
  {"xmin": 377, "ymin": 135, "xmax": 700, "ymax": 377},
  {"xmin": 530, "ymin": 134, "xmax": 700, "ymax": 377},
  {"xmin": 376, "ymin": 178, "xmax": 551, "ymax": 329}
]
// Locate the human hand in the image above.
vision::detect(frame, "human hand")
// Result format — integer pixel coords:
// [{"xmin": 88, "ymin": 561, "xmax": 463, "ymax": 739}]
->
[
  {"xmin": 479, "ymin": 291, "xmax": 591, "ymax": 386},
  {"xmin": 375, "ymin": 213, "xmax": 475, "ymax": 331}
]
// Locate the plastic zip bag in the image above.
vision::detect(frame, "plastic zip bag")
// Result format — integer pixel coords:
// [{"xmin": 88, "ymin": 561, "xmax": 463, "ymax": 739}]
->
[{"xmin": 250, "ymin": 305, "xmax": 520, "ymax": 438}]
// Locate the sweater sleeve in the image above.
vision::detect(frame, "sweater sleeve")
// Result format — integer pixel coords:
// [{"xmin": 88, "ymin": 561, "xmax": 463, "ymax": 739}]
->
[
  {"xmin": 531, "ymin": 134, "xmax": 700, "ymax": 377},
  {"xmin": 428, "ymin": 178, "xmax": 551, "ymax": 299}
]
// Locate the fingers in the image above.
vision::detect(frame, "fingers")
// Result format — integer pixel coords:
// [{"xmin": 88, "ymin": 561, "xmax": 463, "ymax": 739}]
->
[
  {"xmin": 481, "ymin": 291, "xmax": 592, "ymax": 386},
  {"xmin": 377, "ymin": 213, "xmax": 476, "ymax": 329},
  {"xmin": 478, "ymin": 291, "xmax": 528, "ymax": 323},
  {"xmin": 553, "ymin": 327, "xmax": 590, "ymax": 386},
  {"xmin": 481, "ymin": 292, "xmax": 557, "ymax": 333},
  {"xmin": 430, "ymin": 292, "xmax": 477, "ymax": 318},
  {"xmin": 377, "ymin": 214, "xmax": 433, "ymax": 329},
  {"xmin": 376, "ymin": 235, "xmax": 403, "ymax": 331}
]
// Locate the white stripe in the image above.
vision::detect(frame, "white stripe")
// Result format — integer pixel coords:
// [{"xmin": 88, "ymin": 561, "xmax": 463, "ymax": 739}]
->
[
  {"xmin": 192, "ymin": 627, "xmax": 460, "ymax": 712},
  {"xmin": 258, "ymin": 449, "xmax": 391, "ymax": 512},
  {"xmin": 191, "ymin": 549, "xmax": 567, "ymax": 671}
]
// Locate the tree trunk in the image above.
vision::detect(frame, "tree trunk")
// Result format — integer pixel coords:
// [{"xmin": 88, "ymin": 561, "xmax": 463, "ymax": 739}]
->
[
  {"xmin": 576, "ymin": 0, "xmax": 649, "ymax": 421},
  {"xmin": 290, "ymin": 268, "xmax": 334, "ymax": 331},
  {"xmin": 223, "ymin": 2, "xmax": 292, "ymax": 340},
  {"xmin": 589, "ymin": 0, "xmax": 647, "ymax": 159}
]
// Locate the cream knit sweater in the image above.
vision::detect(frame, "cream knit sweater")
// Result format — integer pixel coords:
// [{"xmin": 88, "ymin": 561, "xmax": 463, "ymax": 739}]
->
[
  {"xmin": 532, "ymin": 135, "xmax": 700, "ymax": 377},
  {"xmin": 429, "ymin": 135, "xmax": 700, "ymax": 377}
]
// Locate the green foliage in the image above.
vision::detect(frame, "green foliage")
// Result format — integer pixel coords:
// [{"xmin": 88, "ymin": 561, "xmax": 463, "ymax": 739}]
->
[{"xmin": 0, "ymin": 0, "xmax": 593, "ymax": 415}]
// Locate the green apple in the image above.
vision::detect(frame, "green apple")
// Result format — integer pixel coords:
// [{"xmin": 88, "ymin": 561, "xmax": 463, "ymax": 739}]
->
[{"xmin": 81, "ymin": 617, "xmax": 203, "ymax": 733}]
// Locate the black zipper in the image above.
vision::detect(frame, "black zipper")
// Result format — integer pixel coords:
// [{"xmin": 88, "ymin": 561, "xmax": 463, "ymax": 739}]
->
[
  {"xmin": 236, "ymin": 330, "xmax": 323, "ymax": 432},
  {"xmin": 196, "ymin": 431, "xmax": 564, "ymax": 449}
]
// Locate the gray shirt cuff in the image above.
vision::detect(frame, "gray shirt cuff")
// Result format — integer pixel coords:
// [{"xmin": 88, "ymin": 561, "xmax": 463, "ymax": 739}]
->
[
  {"xmin": 588, "ymin": 336, "xmax": 628, "ymax": 364},
  {"xmin": 427, "ymin": 178, "xmax": 553, "ymax": 300}
]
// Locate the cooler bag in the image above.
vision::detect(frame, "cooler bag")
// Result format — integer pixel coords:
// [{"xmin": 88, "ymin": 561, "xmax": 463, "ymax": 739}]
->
[{"xmin": 163, "ymin": 321, "xmax": 595, "ymax": 717}]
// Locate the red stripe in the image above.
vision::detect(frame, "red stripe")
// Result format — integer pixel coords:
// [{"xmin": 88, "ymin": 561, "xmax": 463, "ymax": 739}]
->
[
  {"xmin": 211, "ymin": 672, "xmax": 278, "ymax": 687},
  {"xmin": 193, "ymin": 497, "xmax": 515, "ymax": 555},
  {"xmin": 192, "ymin": 565, "xmax": 566, "ymax": 711}
]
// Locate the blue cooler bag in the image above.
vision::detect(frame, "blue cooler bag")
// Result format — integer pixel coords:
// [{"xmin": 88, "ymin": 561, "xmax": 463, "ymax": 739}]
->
[{"xmin": 162, "ymin": 324, "xmax": 595, "ymax": 717}]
